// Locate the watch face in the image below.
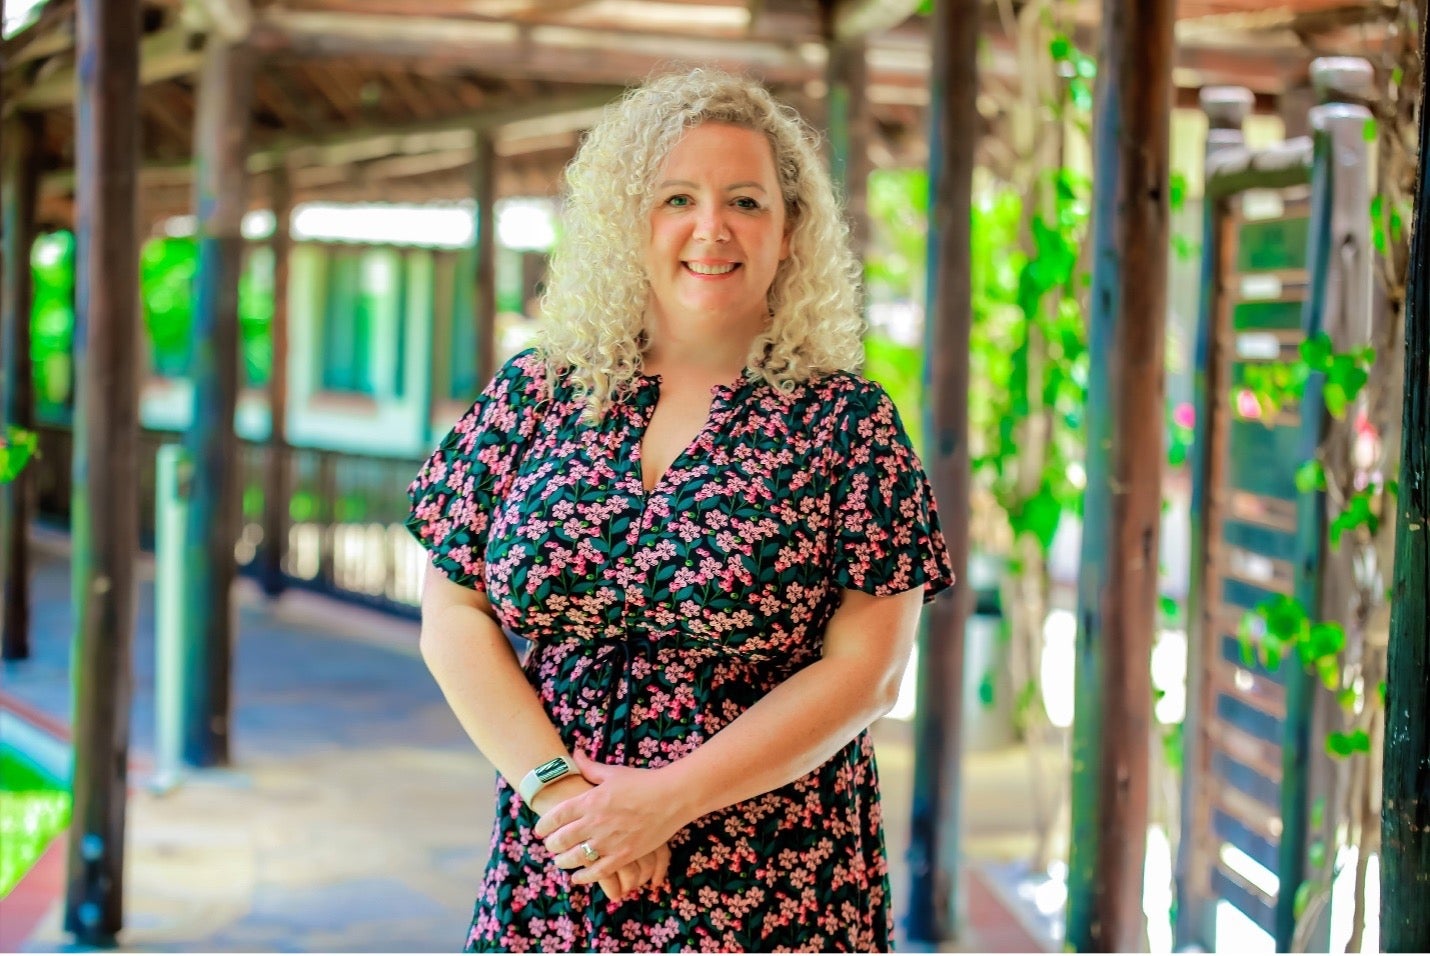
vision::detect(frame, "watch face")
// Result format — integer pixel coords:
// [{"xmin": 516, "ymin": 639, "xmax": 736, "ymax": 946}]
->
[{"xmin": 535, "ymin": 758, "xmax": 570, "ymax": 783}]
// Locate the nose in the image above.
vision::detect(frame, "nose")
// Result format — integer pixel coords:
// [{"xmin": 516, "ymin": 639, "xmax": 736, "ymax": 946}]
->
[{"xmin": 693, "ymin": 207, "xmax": 730, "ymax": 243}]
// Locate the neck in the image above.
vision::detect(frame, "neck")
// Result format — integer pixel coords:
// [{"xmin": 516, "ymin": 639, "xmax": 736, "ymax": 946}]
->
[{"xmin": 642, "ymin": 326, "xmax": 756, "ymax": 382}]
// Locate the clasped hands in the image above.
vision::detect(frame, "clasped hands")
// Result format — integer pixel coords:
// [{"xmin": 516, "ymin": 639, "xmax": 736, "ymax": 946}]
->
[{"xmin": 531, "ymin": 750, "xmax": 684, "ymax": 902}]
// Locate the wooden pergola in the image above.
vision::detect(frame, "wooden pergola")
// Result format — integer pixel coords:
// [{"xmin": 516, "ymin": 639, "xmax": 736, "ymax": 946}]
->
[
  {"xmin": 0, "ymin": 0, "xmax": 1403, "ymax": 227},
  {"xmin": 0, "ymin": 0, "xmax": 1423, "ymax": 950}
]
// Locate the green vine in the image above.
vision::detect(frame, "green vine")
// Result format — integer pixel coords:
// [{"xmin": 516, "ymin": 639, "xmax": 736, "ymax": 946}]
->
[
  {"xmin": 0, "ymin": 426, "xmax": 38, "ymax": 483},
  {"xmin": 1237, "ymin": 332, "xmax": 1375, "ymax": 422}
]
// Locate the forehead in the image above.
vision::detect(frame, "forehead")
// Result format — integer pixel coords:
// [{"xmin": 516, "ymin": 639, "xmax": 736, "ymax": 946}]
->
[{"xmin": 657, "ymin": 123, "xmax": 780, "ymax": 178}]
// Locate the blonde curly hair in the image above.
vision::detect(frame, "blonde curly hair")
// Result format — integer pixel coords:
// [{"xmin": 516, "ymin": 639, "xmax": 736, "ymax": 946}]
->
[{"xmin": 537, "ymin": 67, "xmax": 866, "ymax": 418}]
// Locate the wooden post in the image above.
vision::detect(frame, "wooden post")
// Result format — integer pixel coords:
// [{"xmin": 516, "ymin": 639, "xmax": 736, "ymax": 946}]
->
[
  {"xmin": 259, "ymin": 161, "xmax": 291, "ymax": 598},
  {"xmin": 181, "ymin": 37, "xmax": 254, "ymax": 767},
  {"xmin": 1172, "ymin": 83, "xmax": 1251, "ymax": 954},
  {"xmin": 1065, "ymin": 0, "xmax": 1174, "ymax": 950},
  {"xmin": 64, "ymin": 0, "xmax": 141, "ymax": 943},
  {"xmin": 904, "ymin": 0, "xmax": 976, "ymax": 943},
  {"xmin": 1381, "ymin": 6, "xmax": 1430, "ymax": 947},
  {"xmin": 822, "ymin": 1, "xmax": 871, "ymax": 264},
  {"xmin": 472, "ymin": 127, "xmax": 497, "ymax": 389},
  {"xmin": 2, "ymin": 112, "xmax": 41, "ymax": 662}
]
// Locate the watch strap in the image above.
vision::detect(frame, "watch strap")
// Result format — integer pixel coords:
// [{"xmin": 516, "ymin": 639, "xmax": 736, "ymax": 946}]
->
[{"xmin": 518, "ymin": 755, "xmax": 578, "ymax": 804}]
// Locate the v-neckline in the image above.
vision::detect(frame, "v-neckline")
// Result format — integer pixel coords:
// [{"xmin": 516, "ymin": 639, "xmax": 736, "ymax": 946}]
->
[{"xmin": 632, "ymin": 371, "xmax": 747, "ymax": 495}]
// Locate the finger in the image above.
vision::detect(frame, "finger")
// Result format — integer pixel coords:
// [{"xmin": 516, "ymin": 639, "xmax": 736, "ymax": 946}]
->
[
  {"xmin": 569, "ymin": 851, "xmax": 620, "ymax": 891},
  {"xmin": 597, "ymin": 876, "xmax": 623, "ymax": 903},
  {"xmin": 616, "ymin": 862, "xmax": 643, "ymax": 899},
  {"xmin": 631, "ymin": 852, "xmax": 655, "ymax": 890},
  {"xmin": 571, "ymin": 749, "xmax": 610, "ymax": 783},
  {"xmin": 592, "ymin": 865, "xmax": 631, "ymax": 902},
  {"xmin": 652, "ymin": 844, "xmax": 671, "ymax": 887},
  {"xmin": 553, "ymin": 840, "xmax": 602, "ymax": 871},
  {"xmin": 533, "ymin": 802, "xmax": 574, "ymax": 840},
  {"xmin": 542, "ymin": 819, "xmax": 598, "ymax": 860}
]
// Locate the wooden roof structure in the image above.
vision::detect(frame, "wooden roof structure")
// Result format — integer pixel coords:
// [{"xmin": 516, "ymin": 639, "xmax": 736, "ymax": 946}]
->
[{"xmin": 1, "ymin": 0, "xmax": 1394, "ymax": 229}]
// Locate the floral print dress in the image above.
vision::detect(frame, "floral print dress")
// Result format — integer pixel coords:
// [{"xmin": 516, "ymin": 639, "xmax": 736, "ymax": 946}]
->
[{"xmin": 406, "ymin": 349, "xmax": 954, "ymax": 953}]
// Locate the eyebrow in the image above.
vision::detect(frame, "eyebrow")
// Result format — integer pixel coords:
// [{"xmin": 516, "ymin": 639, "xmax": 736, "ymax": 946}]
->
[{"xmin": 657, "ymin": 179, "xmax": 769, "ymax": 193}]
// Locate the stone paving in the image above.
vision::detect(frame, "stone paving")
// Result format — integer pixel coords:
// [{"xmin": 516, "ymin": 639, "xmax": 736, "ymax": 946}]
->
[{"xmin": 1, "ymin": 531, "xmax": 1052, "ymax": 953}]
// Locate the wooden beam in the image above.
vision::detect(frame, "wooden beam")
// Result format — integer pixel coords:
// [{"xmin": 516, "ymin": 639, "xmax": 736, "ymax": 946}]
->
[
  {"xmin": 824, "ymin": 34, "xmax": 870, "ymax": 263},
  {"xmin": 246, "ymin": 88, "xmax": 617, "ymax": 174},
  {"xmin": 905, "ymin": 0, "xmax": 976, "ymax": 943},
  {"xmin": 64, "ymin": 0, "xmax": 141, "ymax": 945},
  {"xmin": 186, "ymin": 0, "xmax": 253, "ymax": 43},
  {"xmin": 179, "ymin": 37, "xmax": 255, "ymax": 768},
  {"xmin": 259, "ymin": 161, "xmax": 290, "ymax": 598},
  {"xmin": 1066, "ymin": 0, "xmax": 1175, "ymax": 949},
  {"xmin": 833, "ymin": 0, "xmax": 922, "ymax": 41},
  {"xmin": 1, "ymin": 111, "xmax": 41, "ymax": 663},
  {"xmin": 8, "ymin": 26, "xmax": 202, "ymax": 113},
  {"xmin": 250, "ymin": 9, "xmax": 827, "ymax": 81},
  {"xmin": 1381, "ymin": 1, "xmax": 1430, "ymax": 945},
  {"xmin": 472, "ymin": 127, "xmax": 497, "ymax": 388}
]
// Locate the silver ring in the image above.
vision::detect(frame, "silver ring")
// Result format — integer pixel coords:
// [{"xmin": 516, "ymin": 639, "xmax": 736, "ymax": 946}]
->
[{"xmin": 580, "ymin": 841, "xmax": 599, "ymax": 863}]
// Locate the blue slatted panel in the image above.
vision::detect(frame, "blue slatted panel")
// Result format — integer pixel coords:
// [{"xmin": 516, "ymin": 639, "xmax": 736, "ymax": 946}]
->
[
  {"xmin": 1214, "ymin": 751, "xmax": 1282, "ymax": 808},
  {"xmin": 1212, "ymin": 866, "xmax": 1278, "ymax": 931},
  {"xmin": 1181, "ymin": 186, "xmax": 1323, "ymax": 953}
]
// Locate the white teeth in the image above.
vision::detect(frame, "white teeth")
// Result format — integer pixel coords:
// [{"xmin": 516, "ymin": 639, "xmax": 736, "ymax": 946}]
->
[{"xmin": 686, "ymin": 262, "xmax": 737, "ymax": 275}]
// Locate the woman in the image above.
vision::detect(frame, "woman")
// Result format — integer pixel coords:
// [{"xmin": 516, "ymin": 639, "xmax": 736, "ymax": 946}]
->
[{"xmin": 407, "ymin": 67, "xmax": 954, "ymax": 953}]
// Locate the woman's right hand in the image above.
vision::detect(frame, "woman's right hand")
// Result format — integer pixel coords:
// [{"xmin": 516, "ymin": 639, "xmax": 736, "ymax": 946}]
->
[{"xmin": 530, "ymin": 775, "xmax": 670, "ymax": 902}]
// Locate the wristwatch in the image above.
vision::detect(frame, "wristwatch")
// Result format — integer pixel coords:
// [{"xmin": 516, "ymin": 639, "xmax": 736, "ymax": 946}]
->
[{"xmin": 518, "ymin": 755, "xmax": 578, "ymax": 804}]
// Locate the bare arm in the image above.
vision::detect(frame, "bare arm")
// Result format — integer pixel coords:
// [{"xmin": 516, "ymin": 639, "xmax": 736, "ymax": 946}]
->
[
  {"xmin": 534, "ymin": 585, "xmax": 926, "ymax": 883},
  {"xmin": 418, "ymin": 563, "xmax": 669, "ymax": 895}
]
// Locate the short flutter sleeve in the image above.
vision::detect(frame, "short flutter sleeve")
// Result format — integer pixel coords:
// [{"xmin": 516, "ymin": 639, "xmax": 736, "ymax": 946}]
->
[
  {"xmin": 829, "ymin": 381, "xmax": 955, "ymax": 603},
  {"xmin": 405, "ymin": 349, "xmax": 546, "ymax": 590}
]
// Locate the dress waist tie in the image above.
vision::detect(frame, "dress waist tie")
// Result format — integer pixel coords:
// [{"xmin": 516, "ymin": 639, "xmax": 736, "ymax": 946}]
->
[{"xmin": 585, "ymin": 634, "xmax": 661, "ymax": 763}]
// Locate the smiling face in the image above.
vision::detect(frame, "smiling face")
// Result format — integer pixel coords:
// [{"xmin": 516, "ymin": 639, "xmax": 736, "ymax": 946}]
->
[{"xmin": 643, "ymin": 122, "xmax": 791, "ymax": 346}]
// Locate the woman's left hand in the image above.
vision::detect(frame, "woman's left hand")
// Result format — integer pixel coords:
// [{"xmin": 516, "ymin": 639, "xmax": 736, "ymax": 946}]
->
[{"xmin": 534, "ymin": 750, "xmax": 688, "ymax": 887}]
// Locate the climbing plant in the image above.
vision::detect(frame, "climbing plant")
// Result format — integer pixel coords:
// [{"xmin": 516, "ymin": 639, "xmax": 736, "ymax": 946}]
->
[
  {"xmin": 1235, "ymin": 6, "xmax": 1422, "ymax": 949},
  {"xmin": 0, "ymin": 427, "xmax": 37, "ymax": 483}
]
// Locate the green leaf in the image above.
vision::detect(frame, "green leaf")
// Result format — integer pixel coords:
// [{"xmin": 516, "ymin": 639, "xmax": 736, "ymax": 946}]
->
[
  {"xmin": 1330, "ymin": 490, "xmax": 1378, "ymax": 548},
  {"xmin": 1161, "ymin": 725, "xmax": 1184, "ymax": 772},
  {"xmin": 1294, "ymin": 881, "xmax": 1314, "ymax": 919},
  {"xmin": 1378, "ymin": 680, "xmax": 1387, "ymax": 704},
  {"xmin": 1300, "ymin": 333, "xmax": 1333, "ymax": 371},
  {"xmin": 1261, "ymin": 595, "xmax": 1309, "ymax": 642},
  {"xmin": 1311, "ymin": 796, "xmax": 1325, "ymax": 829},
  {"xmin": 1263, "ymin": 641, "xmax": 1283, "ymax": 671},
  {"xmin": 1309, "ymin": 840, "xmax": 1326, "ymax": 869},
  {"xmin": 1010, "ymin": 486, "xmax": 1063, "ymax": 554},
  {"xmin": 1169, "ymin": 172, "xmax": 1188, "ymax": 213},
  {"xmin": 1238, "ymin": 633, "xmax": 1257, "ymax": 668},
  {"xmin": 978, "ymin": 671, "xmax": 996, "ymax": 708},
  {"xmin": 1363, "ymin": 117, "xmax": 1379, "ymax": 142},
  {"xmin": 1323, "ymin": 382, "xmax": 1349, "ymax": 419},
  {"xmin": 0, "ymin": 427, "xmax": 40, "ymax": 483},
  {"xmin": 1295, "ymin": 459, "xmax": 1326, "ymax": 494},
  {"xmin": 1326, "ymin": 729, "xmax": 1371, "ymax": 758},
  {"xmin": 1307, "ymin": 621, "xmax": 1346, "ymax": 657},
  {"xmin": 1337, "ymin": 687, "xmax": 1358, "ymax": 710},
  {"xmin": 1159, "ymin": 595, "xmax": 1180, "ymax": 621}
]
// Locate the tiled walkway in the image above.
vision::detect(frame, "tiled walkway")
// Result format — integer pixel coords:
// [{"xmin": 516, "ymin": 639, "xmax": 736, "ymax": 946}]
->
[{"xmin": 1, "ymin": 531, "xmax": 1053, "ymax": 953}]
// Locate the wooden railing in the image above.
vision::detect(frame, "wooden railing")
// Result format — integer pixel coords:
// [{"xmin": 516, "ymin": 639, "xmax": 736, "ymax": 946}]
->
[{"xmin": 34, "ymin": 424, "xmax": 429, "ymax": 617}]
